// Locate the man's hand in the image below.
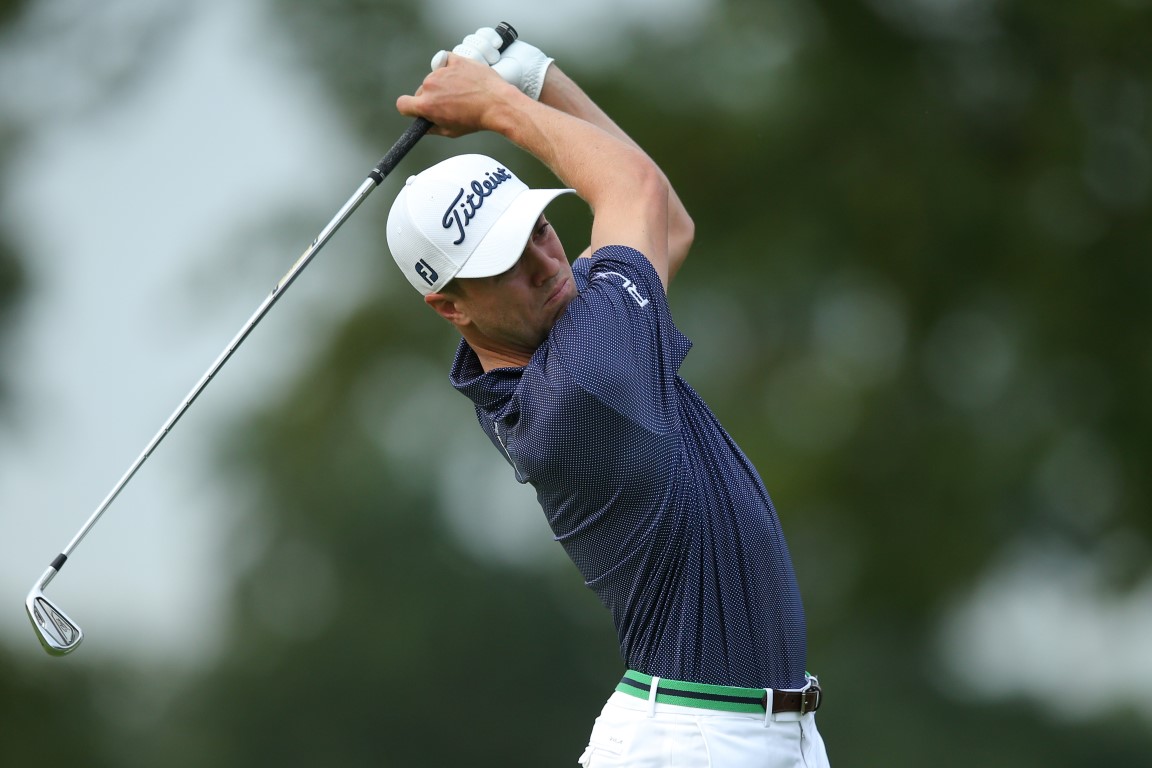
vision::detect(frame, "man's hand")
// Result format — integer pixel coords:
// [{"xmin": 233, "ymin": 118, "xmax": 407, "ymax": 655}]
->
[
  {"xmin": 397, "ymin": 54, "xmax": 524, "ymax": 138},
  {"xmin": 431, "ymin": 27, "xmax": 554, "ymax": 101}
]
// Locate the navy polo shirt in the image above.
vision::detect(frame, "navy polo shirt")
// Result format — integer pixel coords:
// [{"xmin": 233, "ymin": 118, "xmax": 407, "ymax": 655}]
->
[{"xmin": 450, "ymin": 245, "xmax": 807, "ymax": 689}]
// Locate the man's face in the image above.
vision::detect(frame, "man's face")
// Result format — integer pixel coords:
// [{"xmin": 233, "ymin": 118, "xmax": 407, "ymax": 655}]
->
[{"xmin": 446, "ymin": 215, "xmax": 577, "ymax": 361}]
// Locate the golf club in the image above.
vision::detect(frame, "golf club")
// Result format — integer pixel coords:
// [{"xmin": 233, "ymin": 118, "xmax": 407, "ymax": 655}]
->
[{"xmin": 26, "ymin": 21, "xmax": 519, "ymax": 656}]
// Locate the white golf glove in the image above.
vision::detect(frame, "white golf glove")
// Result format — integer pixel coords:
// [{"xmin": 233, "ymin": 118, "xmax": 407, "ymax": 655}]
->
[{"xmin": 431, "ymin": 27, "xmax": 554, "ymax": 101}]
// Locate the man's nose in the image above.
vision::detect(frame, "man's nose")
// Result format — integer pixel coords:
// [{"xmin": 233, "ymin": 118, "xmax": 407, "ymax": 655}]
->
[{"xmin": 522, "ymin": 244, "xmax": 552, "ymax": 284}]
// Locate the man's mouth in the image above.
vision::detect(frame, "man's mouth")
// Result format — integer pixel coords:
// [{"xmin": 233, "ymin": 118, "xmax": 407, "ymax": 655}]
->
[{"xmin": 545, "ymin": 276, "xmax": 569, "ymax": 306}]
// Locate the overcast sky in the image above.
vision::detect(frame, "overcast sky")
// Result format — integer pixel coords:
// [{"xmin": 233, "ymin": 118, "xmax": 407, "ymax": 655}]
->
[{"xmin": 0, "ymin": 0, "xmax": 372, "ymax": 665}]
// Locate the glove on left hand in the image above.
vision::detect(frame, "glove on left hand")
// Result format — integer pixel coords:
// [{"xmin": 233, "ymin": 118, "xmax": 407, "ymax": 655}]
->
[{"xmin": 431, "ymin": 27, "xmax": 554, "ymax": 101}]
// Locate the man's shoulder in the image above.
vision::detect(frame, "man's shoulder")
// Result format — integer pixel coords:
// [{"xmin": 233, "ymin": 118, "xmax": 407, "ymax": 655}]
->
[{"xmin": 573, "ymin": 245, "xmax": 663, "ymax": 307}]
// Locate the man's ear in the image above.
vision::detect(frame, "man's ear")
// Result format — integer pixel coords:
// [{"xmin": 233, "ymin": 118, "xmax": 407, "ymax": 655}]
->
[{"xmin": 425, "ymin": 292, "xmax": 469, "ymax": 327}]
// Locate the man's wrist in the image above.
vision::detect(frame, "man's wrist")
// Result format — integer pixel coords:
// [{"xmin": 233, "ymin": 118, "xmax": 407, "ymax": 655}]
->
[{"xmin": 478, "ymin": 85, "xmax": 539, "ymax": 137}]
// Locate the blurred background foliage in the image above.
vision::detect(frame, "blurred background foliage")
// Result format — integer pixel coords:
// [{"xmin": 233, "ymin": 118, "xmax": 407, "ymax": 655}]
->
[
  {"xmin": 3, "ymin": 0, "xmax": 1151, "ymax": 765},
  {"xmin": 0, "ymin": 0, "xmax": 29, "ymax": 415}
]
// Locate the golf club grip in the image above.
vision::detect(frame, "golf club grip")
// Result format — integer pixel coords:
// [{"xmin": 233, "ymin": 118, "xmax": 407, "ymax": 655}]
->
[{"xmin": 368, "ymin": 21, "xmax": 519, "ymax": 183}]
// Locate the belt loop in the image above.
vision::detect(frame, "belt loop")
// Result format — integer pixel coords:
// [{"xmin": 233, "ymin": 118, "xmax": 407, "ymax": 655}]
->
[
  {"xmin": 647, "ymin": 676, "xmax": 661, "ymax": 718},
  {"xmin": 763, "ymin": 688, "xmax": 773, "ymax": 727}
]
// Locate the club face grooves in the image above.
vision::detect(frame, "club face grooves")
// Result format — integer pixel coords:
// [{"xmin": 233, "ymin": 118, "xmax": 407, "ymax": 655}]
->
[{"xmin": 26, "ymin": 594, "xmax": 83, "ymax": 655}]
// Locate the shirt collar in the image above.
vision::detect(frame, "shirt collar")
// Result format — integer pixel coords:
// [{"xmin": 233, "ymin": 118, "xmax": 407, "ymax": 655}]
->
[{"xmin": 448, "ymin": 338, "xmax": 522, "ymax": 410}]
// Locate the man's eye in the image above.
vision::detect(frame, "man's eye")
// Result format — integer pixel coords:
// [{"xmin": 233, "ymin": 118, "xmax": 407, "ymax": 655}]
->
[{"xmin": 534, "ymin": 222, "xmax": 550, "ymax": 239}]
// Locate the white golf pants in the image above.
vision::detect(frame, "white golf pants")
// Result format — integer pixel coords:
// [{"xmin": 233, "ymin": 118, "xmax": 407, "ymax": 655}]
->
[{"xmin": 578, "ymin": 691, "xmax": 831, "ymax": 768}]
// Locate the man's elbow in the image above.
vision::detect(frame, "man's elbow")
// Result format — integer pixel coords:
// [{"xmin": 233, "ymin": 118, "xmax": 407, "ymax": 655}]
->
[{"xmin": 668, "ymin": 206, "xmax": 694, "ymax": 280}]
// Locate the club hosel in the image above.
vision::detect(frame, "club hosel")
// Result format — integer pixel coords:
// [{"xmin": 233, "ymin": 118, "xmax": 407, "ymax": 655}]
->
[{"xmin": 37, "ymin": 563, "xmax": 62, "ymax": 590}]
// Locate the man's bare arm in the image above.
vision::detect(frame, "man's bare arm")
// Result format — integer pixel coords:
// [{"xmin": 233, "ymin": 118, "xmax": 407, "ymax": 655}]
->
[{"xmin": 538, "ymin": 67, "xmax": 694, "ymax": 282}]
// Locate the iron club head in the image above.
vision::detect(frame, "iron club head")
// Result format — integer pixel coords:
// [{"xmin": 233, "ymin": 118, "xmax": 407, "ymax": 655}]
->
[{"xmin": 26, "ymin": 567, "xmax": 83, "ymax": 655}]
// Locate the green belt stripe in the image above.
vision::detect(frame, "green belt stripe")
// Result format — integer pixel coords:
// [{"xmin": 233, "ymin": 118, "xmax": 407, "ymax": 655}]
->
[{"xmin": 615, "ymin": 670, "xmax": 766, "ymax": 714}]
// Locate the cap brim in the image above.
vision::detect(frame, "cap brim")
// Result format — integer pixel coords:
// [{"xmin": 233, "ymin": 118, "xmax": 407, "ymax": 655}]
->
[{"xmin": 454, "ymin": 188, "xmax": 575, "ymax": 279}]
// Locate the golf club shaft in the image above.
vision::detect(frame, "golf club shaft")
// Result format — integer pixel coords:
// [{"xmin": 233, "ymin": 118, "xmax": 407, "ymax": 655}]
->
[
  {"xmin": 56, "ymin": 177, "xmax": 375, "ymax": 566},
  {"xmin": 45, "ymin": 21, "xmax": 520, "ymax": 576}
]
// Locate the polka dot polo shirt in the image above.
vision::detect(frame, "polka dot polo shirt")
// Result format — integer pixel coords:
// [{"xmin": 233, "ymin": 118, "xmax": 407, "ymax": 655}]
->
[{"xmin": 450, "ymin": 245, "xmax": 807, "ymax": 690}]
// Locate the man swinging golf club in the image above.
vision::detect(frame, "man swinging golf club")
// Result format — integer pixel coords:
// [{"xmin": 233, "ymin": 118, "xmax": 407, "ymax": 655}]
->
[{"xmin": 389, "ymin": 28, "xmax": 831, "ymax": 767}]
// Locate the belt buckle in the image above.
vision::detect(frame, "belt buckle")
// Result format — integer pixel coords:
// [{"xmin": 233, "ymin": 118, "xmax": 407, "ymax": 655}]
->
[{"xmin": 799, "ymin": 682, "xmax": 822, "ymax": 714}]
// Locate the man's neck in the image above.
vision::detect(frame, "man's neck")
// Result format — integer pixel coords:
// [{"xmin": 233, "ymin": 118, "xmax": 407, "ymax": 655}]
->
[{"xmin": 464, "ymin": 337, "xmax": 533, "ymax": 372}]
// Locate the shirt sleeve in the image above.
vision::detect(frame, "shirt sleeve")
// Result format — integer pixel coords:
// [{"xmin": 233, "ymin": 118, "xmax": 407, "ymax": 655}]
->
[{"xmin": 550, "ymin": 245, "xmax": 692, "ymax": 435}]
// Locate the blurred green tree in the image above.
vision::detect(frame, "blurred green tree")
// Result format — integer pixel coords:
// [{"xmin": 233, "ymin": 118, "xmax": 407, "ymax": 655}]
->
[{"xmin": 0, "ymin": 0, "xmax": 29, "ymax": 412}]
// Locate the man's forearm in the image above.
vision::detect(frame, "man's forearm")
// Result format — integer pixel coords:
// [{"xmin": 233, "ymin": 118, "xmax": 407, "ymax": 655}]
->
[
  {"xmin": 539, "ymin": 66, "xmax": 693, "ymax": 280},
  {"xmin": 482, "ymin": 84, "xmax": 672, "ymax": 286}
]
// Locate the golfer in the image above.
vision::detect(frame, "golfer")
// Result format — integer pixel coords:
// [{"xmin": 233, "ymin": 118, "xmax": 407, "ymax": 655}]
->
[{"xmin": 389, "ymin": 28, "xmax": 831, "ymax": 768}]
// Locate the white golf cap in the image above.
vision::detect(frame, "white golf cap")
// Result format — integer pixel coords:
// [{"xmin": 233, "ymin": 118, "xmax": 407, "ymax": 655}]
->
[{"xmin": 387, "ymin": 154, "xmax": 574, "ymax": 295}]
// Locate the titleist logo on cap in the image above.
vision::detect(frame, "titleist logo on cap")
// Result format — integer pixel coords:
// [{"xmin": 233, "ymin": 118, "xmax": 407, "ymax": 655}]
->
[{"xmin": 441, "ymin": 167, "xmax": 515, "ymax": 245}]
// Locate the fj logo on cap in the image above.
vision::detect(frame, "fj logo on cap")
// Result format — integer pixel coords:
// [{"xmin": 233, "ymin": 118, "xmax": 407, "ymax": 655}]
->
[
  {"xmin": 441, "ymin": 167, "xmax": 514, "ymax": 245},
  {"xmin": 415, "ymin": 258, "xmax": 438, "ymax": 286}
]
